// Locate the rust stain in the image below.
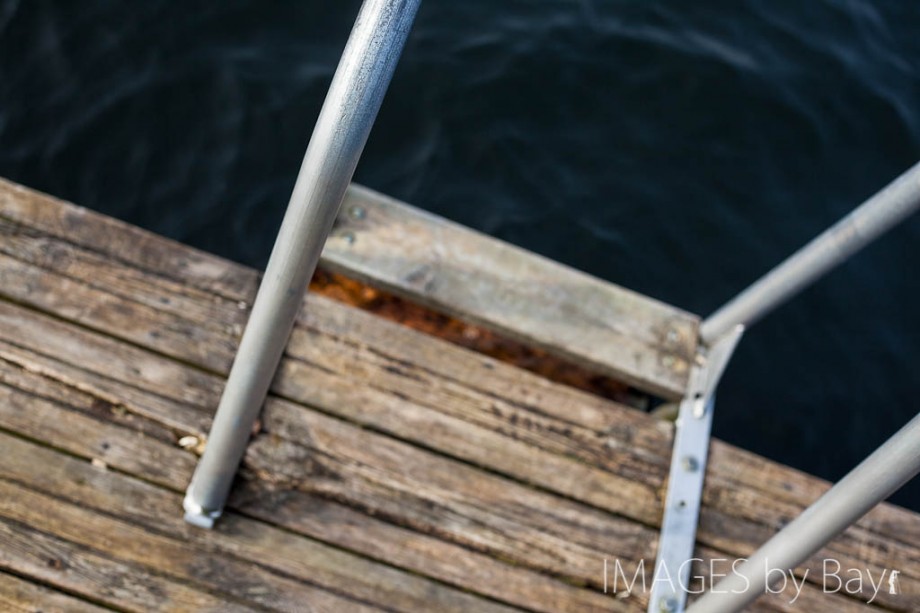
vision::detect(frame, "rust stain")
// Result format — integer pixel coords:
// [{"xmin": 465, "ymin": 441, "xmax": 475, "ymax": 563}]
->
[{"xmin": 310, "ymin": 269, "xmax": 644, "ymax": 408}]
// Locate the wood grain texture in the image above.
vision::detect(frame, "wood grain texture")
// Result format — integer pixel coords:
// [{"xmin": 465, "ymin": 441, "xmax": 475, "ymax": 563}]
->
[
  {"xmin": 0, "ymin": 519, "xmax": 259, "ymax": 613},
  {"xmin": 0, "ymin": 480, "xmax": 391, "ymax": 613},
  {"xmin": 0, "ymin": 177, "xmax": 917, "ymax": 612},
  {"xmin": 0, "ymin": 367, "xmax": 875, "ymax": 613},
  {"xmin": 1, "ymin": 304, "xmax": 913, "ymax": 611},
  {"xmin": 323, "ymin": 184, "xmax": 698, "ymax": 398},
  {"xmin": 0, "ymin": 571, "xmax": 111, "ymax": 613}
]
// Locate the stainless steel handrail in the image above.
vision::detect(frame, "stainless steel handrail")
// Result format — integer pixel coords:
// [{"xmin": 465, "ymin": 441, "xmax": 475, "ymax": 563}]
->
[
  {"xmin": 663, "ymin": 162, "xmax": 920, "ymax": 612},
  {"xmin": 183, "ymin": 0, "xmax": 421, "ymax": 528},
  {"xmin": 701, "ymin": 162, "xmax": 920, "ymax": 344}
]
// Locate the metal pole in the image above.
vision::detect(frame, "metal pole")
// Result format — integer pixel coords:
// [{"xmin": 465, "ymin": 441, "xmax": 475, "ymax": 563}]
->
[
  {"xmin": 686, "ymin": 411, "xmax": 920, "ymax": 613},
  {"xmin": 183, "ymin": 0, "xmax": 421, "ymax": 528},
  {"xmin": 701, "ymin": 161, "xmax": 920, "ymax": 344}
]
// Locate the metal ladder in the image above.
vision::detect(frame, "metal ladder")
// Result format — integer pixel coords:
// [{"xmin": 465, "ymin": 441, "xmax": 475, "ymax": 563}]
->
[{"xmin": 180, "ymin": 2, "xmax": 920, "ymax": 611}]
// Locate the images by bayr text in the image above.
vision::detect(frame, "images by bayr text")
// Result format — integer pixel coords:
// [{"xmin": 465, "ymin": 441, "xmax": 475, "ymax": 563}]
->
[{"xmin": 603, "ymin": 558, "xmax": 900, "ymax": 605}]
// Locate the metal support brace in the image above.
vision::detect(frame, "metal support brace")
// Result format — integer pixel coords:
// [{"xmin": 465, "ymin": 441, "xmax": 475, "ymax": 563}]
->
[{"xmin": 648, "ymin": 325, "xmax": 744, "ymax": 613}]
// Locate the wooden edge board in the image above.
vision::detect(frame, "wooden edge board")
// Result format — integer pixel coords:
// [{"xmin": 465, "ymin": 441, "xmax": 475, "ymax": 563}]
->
[{"xmin": 324, "ymin": 185, "xmax": 698, "ymax": 399}]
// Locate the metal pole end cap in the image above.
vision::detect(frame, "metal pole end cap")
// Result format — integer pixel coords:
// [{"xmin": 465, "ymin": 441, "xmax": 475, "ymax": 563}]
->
[{"xmin": 183, "ymin": 493, "xmax": 221, "ymax": 529}]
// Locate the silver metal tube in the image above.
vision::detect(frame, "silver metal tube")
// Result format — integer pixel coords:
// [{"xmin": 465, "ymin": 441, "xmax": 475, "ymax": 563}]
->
[
  {"xmin": 701, "ymin": 162, "xmax": 920, "ymax": 344},
  {"xmin": 687, "ymin": 411, "xmax": 920, "ymax": 613},
  {"xmin": 183, "ymin": 0, "xmax": 420, "ymax": 528}
]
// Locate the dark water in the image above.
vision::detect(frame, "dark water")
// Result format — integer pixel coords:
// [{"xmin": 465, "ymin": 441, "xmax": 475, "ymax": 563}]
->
[{"xmin": 1, "ymin": 0, "xmax": 918, "ymax": 510}]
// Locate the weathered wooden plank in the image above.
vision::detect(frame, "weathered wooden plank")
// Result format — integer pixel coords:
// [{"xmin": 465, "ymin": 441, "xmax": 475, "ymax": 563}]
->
[
  {"xmin": 0, "ymin": 353, "xmax": 651, "ymax": 594},
  {"xmin": 0, "ymin": 519, "xmax": 257, "ymax": 612},
  {"xmin": 0, "ymin": 178, "xmax": 257, "ymax": 302},
  {"xmin": 0, "ymin": 384, "xmax": 877, "ymax": 613},
  {"xmin": 0, "ymin": 299, "xmax": 224, "ymax": 413},
  {"xmin": 0, "ymin": 480, "xmax": 395, "ymax": 613},
  {"xmin": 0, "ymin": 180, "xmax": 674, "ymax": 519},
  {"xmin": 0, "ymin": 250, "xmax": 236, "ymax": 373},
  {"xmin": 251, "ymin": 401, "xmax": 920, "ymax": 612},
  {"xmin": 0, "ymin": 180, "xmax": 642, "ymax": 435},
  {"xmin": 0, "ymin": 266, "xmax": 668, "ymax": 527},
  {"xmin": 283, "ymin": 313, "xmax": 671, "ymax": 475},
  {"xmin": 1, "ymin": 278, "xmax": 918, "ymax": 610},
  {"xmin": 708, "ymin": 441, "xmax": 920, "ymax": 550},
  {"xmin": 0, "ymin": 571, "xmax": 111, "ymax": 613},
  {"xmin": 7, "ymin": 268, "xmax": 892, "ymax": 612},
  {"xmin": 0, "ymin": 363, "xmax": 196, "ymax": 489},
  {"xmin": 0, "ymin": 415, "xmax": 517, "ymax": 611},
  {"xmin": 232, "ymin": 481, "xmax": 625, "ymax": 613},
  {"xmin": 0, "ymin": 435, "xmax": 618, "ymax": 613},
  {"xmin": 296, "ymin": 290, "xmax": 645, "ymax": 434},
  {"xmin": 1, "ymin": 326, "xmax": 915, "ymax": 612},
  {"xmin": 0, "ymin": 378, "xmax": 875, "ymax": 613},
  {"xmin": 0, "ymin": 369, "xmax": 628, "ymax": 612},
  {"xmin": 271, "ymin": 358, "xmax": 661, "ymax": 519},
  {"xmin": 323, "ymin": 185, "xmax": 697, "ymax": 398},
  {"xmin": 0, "ymin": 305, "xmax": 651, "ymax": 592},
  {"xmin": 0, "ymin": 216, "xmax": 246, "ymax": 330},
  {"xmin": 242, "ymin": 488, "xmax": 878, "ymax": 613},
  {"xmin": 0, "ymin": 195, "xmax": 667, "ymax": 522}
]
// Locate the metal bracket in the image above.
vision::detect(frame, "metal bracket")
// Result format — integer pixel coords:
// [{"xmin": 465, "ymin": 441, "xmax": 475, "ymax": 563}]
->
[{"xmin": 647, "ymin": 325, "xmax": 743, "ymax": 613}]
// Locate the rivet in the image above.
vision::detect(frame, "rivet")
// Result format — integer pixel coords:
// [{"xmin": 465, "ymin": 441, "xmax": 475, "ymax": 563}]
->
[
  {"xmin": 349, "ymin": 205, "xmax": 366, "ymax": 220},
  {"xmin": 341, "ymin": 231, "xmax": 356, "ymax": 245},
  {"xmin": 682, "ymin": 455, "xmax": 699, "ymax": 472}
]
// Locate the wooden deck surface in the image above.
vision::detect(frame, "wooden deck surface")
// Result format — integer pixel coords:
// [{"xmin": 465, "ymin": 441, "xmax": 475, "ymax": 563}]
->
[{"xmin": 0, "ymin": 177, "xmax": 917, "ymax": 612}]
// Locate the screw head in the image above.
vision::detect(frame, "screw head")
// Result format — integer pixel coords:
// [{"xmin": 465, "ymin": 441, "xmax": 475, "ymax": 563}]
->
[
  {"xmin": 341, "ymin": 231, "xmax": 356, "ymax": 245},
  {"xmin": 349, "ymin": 205, "xmax": 366, "ymax": 220},
  {"xmin": 681, "ymin": 455, "xmax": 699, "ymax": 472}
]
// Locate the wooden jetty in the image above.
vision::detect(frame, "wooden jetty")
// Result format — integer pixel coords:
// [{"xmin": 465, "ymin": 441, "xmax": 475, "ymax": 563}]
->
[{"xmin": 0, "ymin": 177, "xmax": 917, "ymax": 612}]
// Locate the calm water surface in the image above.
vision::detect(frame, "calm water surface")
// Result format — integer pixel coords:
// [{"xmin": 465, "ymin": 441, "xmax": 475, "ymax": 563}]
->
[{"xmin": 1, "ymin": 0, "xmax": 918, "ymax": 509}]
